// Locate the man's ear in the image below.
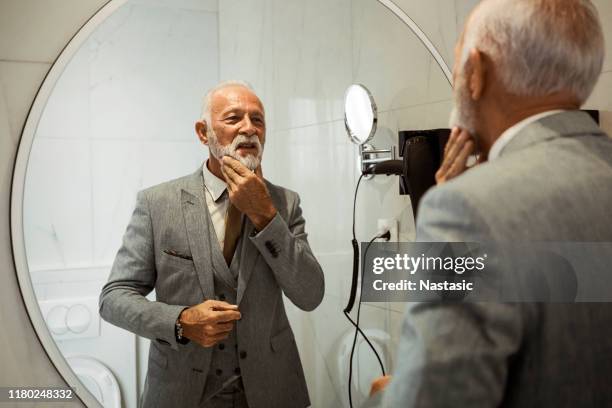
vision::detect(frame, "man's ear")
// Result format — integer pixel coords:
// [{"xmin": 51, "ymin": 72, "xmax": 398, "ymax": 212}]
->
[
  {"xmin": 468, "ymin": 48, "xmax": 486, "ymax": 101},
  {"xmin": 195, "ymin": 121, "xmax": 208, "ymax": 145}
]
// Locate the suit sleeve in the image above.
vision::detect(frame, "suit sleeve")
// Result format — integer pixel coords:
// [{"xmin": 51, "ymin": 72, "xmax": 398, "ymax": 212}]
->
[
  {"xmin": 249, "ymin": 192, "xmax": 324, "ymax": 311},
  {"xmin": 99, "ymin": 190, "xmax": 187, "ymax": 351},
  {"xmin": 381, "ymin": 186, "xmax": 532, "ymax": 408}
]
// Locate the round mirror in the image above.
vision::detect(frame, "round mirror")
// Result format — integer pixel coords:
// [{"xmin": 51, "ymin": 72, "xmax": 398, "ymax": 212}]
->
[
  {"xmin": 344, "ymin": 84, "xmax": 378, "ymax": 145},
  {"xmin": 10, "ymin": 0, "xmax": 456, "ymax": 407}
]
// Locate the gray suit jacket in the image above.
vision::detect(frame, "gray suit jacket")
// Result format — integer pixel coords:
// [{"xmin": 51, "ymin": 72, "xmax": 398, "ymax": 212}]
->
[
  {"xmin": 99, "ymin": 165, "xmax": 324, "ymax": 408},
  {"xmin": 380, "ymin": 111, "xmax": 612, "ymax": 407}
]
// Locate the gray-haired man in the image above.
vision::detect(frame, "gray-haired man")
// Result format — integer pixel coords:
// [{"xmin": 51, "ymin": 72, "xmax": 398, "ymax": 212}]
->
[
  {"xmin": 370, "ymin": 0, "xmax": 612, "ymax": 406},
  {"xmin": 100, "ymin": 81, "xmax": 324, "ymax": 408}
]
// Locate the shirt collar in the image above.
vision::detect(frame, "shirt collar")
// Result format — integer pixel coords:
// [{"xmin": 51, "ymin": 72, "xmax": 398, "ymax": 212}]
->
[
  {"xmin": 488, "ymin": 110, "xmax": 564, "ymax": 161},
  {"xmin": 202, "ymin": 160, "xmax": 227, "ymax": 202}
]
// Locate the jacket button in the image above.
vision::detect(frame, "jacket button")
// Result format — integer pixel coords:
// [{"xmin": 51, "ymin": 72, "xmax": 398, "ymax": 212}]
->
[
  {"xmin": 218, "ymin": 343, "xmax": 225, "ymax": 350},
  {"xmin": 216, "ymin": 369, "xmax": 223, "ymax": 376},
  {"xmin": 219, "ymin": 293, "xmax": 226, "ymax": 301},
  {"xmin": 239, "ymin": 351, "xmax": 247, "ymax": 359},
  {"xmin": 234, "ymin": 367, "xmax": 241, "ymax": 375}
]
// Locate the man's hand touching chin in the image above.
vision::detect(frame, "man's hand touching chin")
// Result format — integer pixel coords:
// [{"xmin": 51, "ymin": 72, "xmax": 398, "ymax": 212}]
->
[{"xmin": 220, "ymin": 156, "xmax": 277, "ymax": 231}]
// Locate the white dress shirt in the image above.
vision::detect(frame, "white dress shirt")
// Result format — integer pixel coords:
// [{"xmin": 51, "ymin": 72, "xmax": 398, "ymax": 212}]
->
[
  {"xmin": 202, "ymin": 161, "xmax": 229, "ymax": 248},
  {"xmin": 488, "ymin": 110, "xmax": 564, "ymax": 161}
]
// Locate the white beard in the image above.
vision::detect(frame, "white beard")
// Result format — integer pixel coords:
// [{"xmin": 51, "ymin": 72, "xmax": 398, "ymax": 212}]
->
[
  {"xmin": 448, "ymin": 62, "xmax": 482, "ymax": 158},
  {"xmin": 208, "ymin": 131, "xmax": 264, "ymax": 171},
  {"xmin": 448, "ymin": 80, "xmax": 477, "ymax": 136}
]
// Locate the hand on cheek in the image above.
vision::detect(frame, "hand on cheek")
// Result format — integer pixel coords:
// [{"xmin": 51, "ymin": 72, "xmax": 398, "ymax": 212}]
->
[{"xmin": 435, "ymin": 127, "xmax": 478, "ymax": 185}]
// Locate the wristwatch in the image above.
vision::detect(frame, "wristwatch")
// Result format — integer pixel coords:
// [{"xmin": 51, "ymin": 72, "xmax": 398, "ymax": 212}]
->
[{"xmin": 175, "ymin": 313, "xmax": 189, "ymax": 344}]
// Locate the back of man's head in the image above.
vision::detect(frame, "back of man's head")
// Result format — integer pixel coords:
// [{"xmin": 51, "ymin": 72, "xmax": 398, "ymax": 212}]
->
[{"xmin": 461, "ymin": 0, "xmax": 605, "ymax": 104}]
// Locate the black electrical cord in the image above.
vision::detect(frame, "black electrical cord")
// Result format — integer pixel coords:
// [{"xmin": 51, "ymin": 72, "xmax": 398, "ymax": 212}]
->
[
  {"xmin": 343, "ymin": 173, "xmax": 387, "ymax": 408},
  {"xmin": 346, "ymin": 233, "xmax": 388, "ymax": 408},
  {"xmin": 344, "ymin": 172, "xmax": 364, "ymax": 315}
]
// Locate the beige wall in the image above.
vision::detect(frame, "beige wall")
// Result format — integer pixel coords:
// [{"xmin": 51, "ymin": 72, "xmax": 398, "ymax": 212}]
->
[{"xmin": 585, "ymin": 0, "xmax": 612, "ymax": 113}]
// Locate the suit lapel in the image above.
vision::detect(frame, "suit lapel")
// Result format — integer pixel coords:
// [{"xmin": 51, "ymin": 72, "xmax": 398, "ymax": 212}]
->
[
  {"xmin": 182, "ymin": 165, "xmax": 242, "ymax": 297},
  {"xmin": 181, "ymin": 167, "xmax": 216, "ymax": 300}
]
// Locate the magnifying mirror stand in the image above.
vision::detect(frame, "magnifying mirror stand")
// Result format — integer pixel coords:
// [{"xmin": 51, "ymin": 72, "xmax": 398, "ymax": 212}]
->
[{"xmin": 360, "ymin": 144, "xmax": 402, "ymax": 177}]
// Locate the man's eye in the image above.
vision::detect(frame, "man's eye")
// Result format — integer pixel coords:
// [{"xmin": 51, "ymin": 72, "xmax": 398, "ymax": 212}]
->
[{"xmin": 225, "ymin": 116, "xmax": 239, "ymax": 123}]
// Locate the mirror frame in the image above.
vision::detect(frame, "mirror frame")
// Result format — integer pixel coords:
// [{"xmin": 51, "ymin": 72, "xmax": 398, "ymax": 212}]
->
[
  {"xmin": 344, "ymin": 84, "xmax": 378, "ymax": 145},
  {"xmin": 10, "ymin": 1, "xmax": 127, "ymax": 407},
  {"xmin": 378, "ymin": 0, "xmax": 453, "ymax": 85},
  {"xmin": 8, "ymin": 0, "xmax": 452, "ymax": 407}
]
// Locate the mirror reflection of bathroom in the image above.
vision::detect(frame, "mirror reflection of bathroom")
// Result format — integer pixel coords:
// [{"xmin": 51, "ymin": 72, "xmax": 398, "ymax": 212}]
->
[{"xmin": 22, "ymin": 0, "xmax": 469, "ymax": 406}]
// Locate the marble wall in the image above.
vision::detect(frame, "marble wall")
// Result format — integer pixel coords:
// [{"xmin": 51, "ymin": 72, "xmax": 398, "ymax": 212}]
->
[{"xmin": 24, "ymin": 0, "xmax": 219, "ymax": 272}]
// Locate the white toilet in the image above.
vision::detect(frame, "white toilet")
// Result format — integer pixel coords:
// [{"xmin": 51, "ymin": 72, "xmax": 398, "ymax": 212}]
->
[
  {"xmin": 67, "ymin": 355, "xmax": 122, "ymax": 408},
  {"xmin": 337, "ymin": 329, "xmax": 390, "ymax": 400}
]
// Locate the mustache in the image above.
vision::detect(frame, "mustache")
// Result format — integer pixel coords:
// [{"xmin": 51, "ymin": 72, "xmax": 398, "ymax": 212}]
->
[{"xmin": 231, "ymin": 135, "xmax": 262, "ymax": 152}]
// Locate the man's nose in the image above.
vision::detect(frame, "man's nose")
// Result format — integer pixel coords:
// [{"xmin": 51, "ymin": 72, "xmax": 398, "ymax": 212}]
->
[{"xmin": 239, "ymin": 115, "xmax": 256, "ymax": 136}]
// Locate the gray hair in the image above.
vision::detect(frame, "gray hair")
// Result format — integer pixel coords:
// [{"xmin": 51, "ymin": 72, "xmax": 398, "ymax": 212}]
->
[
  {"xmin": 200, "ymin": 80, "xmax": 256, "ymax": 124},
  {"xmin": 461, "ymin": 0, "xmax": 605, "ymax": 103}
]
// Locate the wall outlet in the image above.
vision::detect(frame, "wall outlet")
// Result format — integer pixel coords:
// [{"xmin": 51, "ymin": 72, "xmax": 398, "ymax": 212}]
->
[{"xmin": 377, "ymin": 218, "xmax": 398, "ymax": 242}]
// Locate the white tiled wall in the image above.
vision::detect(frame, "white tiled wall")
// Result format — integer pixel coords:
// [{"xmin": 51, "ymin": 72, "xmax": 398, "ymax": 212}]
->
[
  {"xmin": 352, "ymin": 0, "xmax": 453, "ymax": 112},
  {"xmin": 390, "ymin": 0, "xmax": 481, "ymax": 68},
  {"xmin": 24, "ymin": 1, "xmax": 219, "ymax": 272}
]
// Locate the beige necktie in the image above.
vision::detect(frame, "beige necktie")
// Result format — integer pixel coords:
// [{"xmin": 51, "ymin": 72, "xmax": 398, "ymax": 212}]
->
[{"xmin": 223, "ymin": 201, "xmax": 242, "ymax": 266}]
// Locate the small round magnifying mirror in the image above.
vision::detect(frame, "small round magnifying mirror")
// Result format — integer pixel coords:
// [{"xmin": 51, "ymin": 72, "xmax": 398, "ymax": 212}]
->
[{"xmin": 344, "ymin": 84, "xmax": 377, "ymax": 145}]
